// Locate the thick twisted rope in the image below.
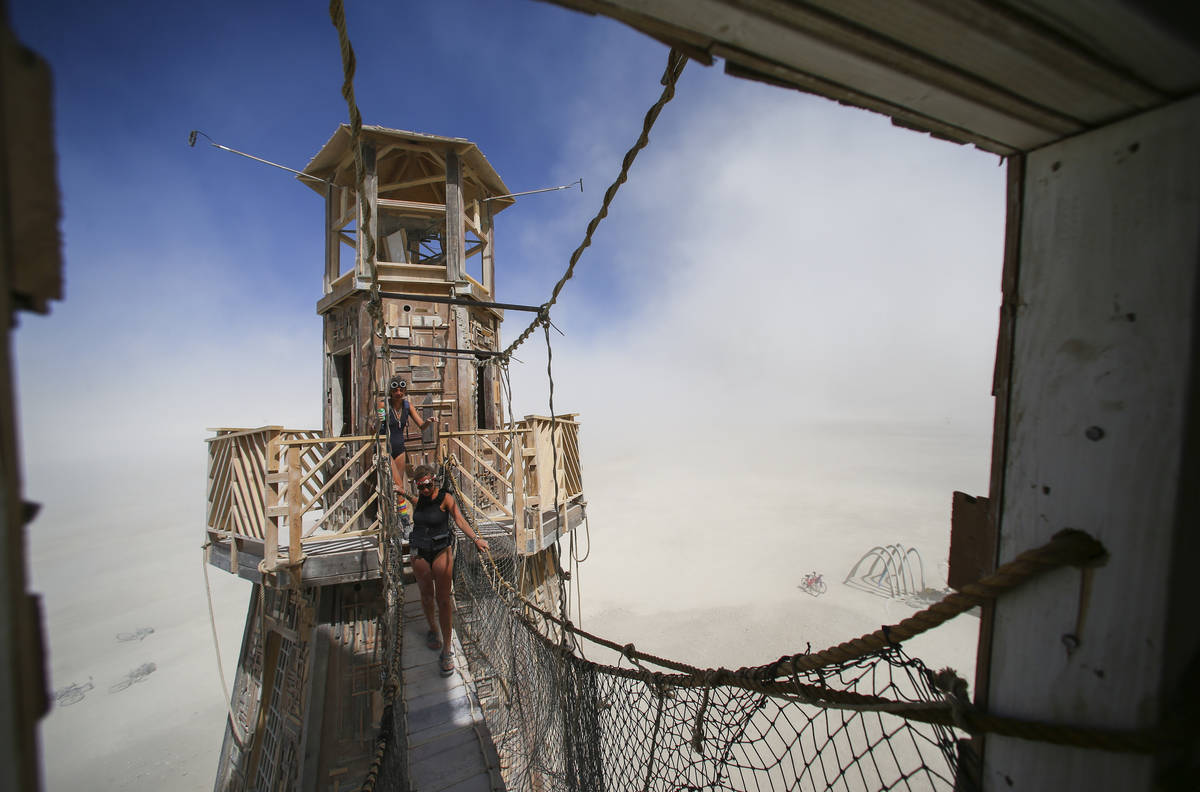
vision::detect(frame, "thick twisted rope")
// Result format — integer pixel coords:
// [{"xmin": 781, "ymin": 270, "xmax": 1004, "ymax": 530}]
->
[
  {"xmin": 498, "ymin": 48, "xmax": 687, "ymax": 362},
  {"xmin": 328, "ymin": 5, "xmax": 408, "ymax": 789},
  {"xmin": 328, "ymin": 0, "xmax": 377, "ymax": 295},
  {"xmin": 751, "ymin": 528, "xmax": 1109, "ymax": 679},
  {"xmin": 469, "ymin": 527, "xmax": 1167, "ymax": 752},
  {"xmin": 481, "ymin": 528, "xmax": 1105, "ymax": 679}
]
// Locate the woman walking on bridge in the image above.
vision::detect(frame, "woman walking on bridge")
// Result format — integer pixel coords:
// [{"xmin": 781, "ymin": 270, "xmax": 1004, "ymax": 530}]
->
[{"xmin": 410, "ymin": 465, "xmax": 489, "ymax": 676}]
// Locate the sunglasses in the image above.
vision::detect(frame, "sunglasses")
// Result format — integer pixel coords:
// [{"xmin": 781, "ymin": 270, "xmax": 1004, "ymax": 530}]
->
[{"xmin": 416, "ymin": 479, "xmax": 434, "ymax": 490}]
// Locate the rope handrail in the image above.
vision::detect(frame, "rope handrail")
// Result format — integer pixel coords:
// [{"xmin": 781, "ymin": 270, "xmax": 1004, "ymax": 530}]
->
[
  {"xmin": 753, "ymin": 528, "xmax": 1108, "ymax": 679},
  {"xmin": 459, "ymin": 528, "xmax": 1169, "ymax": 752},
  {"xmin": 477, "ymin": 529, "xmax": 1104, "ymax": 678},
  {"xmin": 496, "ymin": 587, "xmax": 1170, "ymax": 754},
  {"xmin": 497, "ymin": 48, "xmax": 688, "ymax": 362}
]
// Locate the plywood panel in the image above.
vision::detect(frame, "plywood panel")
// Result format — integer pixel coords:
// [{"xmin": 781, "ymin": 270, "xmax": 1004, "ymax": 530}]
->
[{"xmin": 984, "ymin": 94, "xmax": 1200, "ymax": 789}]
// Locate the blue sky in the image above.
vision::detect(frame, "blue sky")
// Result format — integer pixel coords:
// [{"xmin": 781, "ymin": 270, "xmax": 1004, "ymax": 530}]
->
[{"xmin": 11, "ymin": 0, "xmax": 1006, "ymax": 499}]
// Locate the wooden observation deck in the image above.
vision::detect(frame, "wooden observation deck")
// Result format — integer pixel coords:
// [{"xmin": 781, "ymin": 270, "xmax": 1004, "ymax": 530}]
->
[
  {"xmin": 204, "ymin": 416, "xmax": 586, "ymax": 588},
  {"xmin": 204, "ymin": 417, "xmax": 585, "ymax": 790}
]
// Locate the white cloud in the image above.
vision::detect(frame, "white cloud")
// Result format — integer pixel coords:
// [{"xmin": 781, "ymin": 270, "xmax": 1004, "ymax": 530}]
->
[
  {"xmin": 506, "ymin": 69, "xmax": 1005, "ymax": 435},
  {"xmin": 496, "ymin": 67, "xmax": 1005, "ymax": 624}
]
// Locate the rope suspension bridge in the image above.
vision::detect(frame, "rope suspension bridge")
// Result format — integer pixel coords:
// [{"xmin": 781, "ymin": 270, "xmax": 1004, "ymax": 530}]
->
[{"xmin": 193, "ymin": 6, "xmax": 1170, "ymax": 790}]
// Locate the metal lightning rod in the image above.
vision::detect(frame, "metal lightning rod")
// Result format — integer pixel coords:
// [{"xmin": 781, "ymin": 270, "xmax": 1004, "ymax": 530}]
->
[
  {"xmin": 482, "ymin": 178, "xmax": 583, "ymax": 202},
  {"xmin": 187, "ymin": 130, "xmax": 330, "ymax": 184}
]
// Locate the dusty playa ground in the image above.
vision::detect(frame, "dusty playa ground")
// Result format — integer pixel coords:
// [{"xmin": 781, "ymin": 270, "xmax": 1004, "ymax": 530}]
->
[
  {"xmin": 25, "ymin": 419, "xmax": 987, "ymax": 789},
  {"xmin": 28, "ymin": 457, "xmax": 249, "ymax": 791},
  {"xmin": 575, "ymin": 420, "xmax": 986, "ymax": 680}
]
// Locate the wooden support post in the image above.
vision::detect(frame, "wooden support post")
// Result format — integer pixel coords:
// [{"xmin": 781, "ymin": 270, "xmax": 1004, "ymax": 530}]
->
[
  {"xmin": 974, "ymin": 153, "xmax": 1024, "ymax": 719},
  {"xmin": 511, "ymin": 424, "xmax": 527, "ymax": 553},
  {"xmin": 444, "ymin": 148, "xmax": 465, "ymax": 282},
  {"xmin": 454, "ymin": 305, "xmax": 472, "ymax": 433},
  {"xmin": 266, "ymin": 429, "xmax": 281, "ymax": 474},
  {"xmin": 481, "ymin": 199, "xmax": 495, "ymax": 295},
  {"xmin": 287, "ymin": 446, "xmax": 302, "ymax": 568},
  {"xmin": 356, "ymin": 143, "xmax": 377, "ymax": 286},
  {"xmin": 324, "ymin": 182, "xmax": 339, "ymax": 294},
  {"xmin": 265, "ymin": 501, "xmax": 278, "ymax": 576}
]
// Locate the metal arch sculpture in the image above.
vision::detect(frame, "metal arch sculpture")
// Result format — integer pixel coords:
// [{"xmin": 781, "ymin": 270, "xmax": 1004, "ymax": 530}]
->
[{"xmin": 843, "ymin": 544, "xmax": 927, "ymax": 599}]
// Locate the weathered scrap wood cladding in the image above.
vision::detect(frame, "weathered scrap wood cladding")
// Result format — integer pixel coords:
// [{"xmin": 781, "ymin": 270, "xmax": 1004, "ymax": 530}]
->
[
  {"xmin": 301, "ymin": 126, "xmax": 513, "ymax": 457},
  {"xmin": 213, "ymin": 582, "xmax": 388, "ymax": 791}
]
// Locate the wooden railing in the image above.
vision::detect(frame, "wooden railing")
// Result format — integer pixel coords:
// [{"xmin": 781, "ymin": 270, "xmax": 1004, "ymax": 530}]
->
[
  {"xmin": 206, "ymin": 414, "xmax": 586, "ymax": 573},
  {"xmin": 442, "ymin": 414, "xmax": 586, "ymax": 555},
  {"xmin": 206, "ymin": 427, "xmax": 382, "ymax": 571}
]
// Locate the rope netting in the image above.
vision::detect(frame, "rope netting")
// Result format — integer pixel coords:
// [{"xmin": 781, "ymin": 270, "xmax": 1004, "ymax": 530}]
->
[
  {"xmin": 450, "ymin": 521, "xmax": 964, "ymax": 792},
  {"xmin": 445, "ymin": 443, "xmax": 1158, "ymax": 790}
]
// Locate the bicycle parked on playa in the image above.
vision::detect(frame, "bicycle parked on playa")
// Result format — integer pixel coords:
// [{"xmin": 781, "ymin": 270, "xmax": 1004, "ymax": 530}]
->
[{"xmin": 799, "ymin": 571, "xmax": 827, "ymax": 596}]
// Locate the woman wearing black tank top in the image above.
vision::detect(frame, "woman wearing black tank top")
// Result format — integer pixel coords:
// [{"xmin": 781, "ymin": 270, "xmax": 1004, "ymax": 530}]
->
[{"xmin": 410, "ymin": 465, "xmax": 489, "ymax": 677}]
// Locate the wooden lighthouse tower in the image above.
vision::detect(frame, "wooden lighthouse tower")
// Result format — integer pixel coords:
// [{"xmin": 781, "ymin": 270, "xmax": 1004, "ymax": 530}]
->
[
  {"xmin": 307, "ymin": 125, "xmax": 514, "ymax": 454},
  {"xmin": 203, "ymin": 125, "xmax": 588, "ymax": 790}
]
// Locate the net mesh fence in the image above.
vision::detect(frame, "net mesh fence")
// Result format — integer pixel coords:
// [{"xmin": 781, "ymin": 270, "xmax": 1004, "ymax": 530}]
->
[{"xmin": 447, "ymin": 462, "xmax": 966, "ymax": 792}]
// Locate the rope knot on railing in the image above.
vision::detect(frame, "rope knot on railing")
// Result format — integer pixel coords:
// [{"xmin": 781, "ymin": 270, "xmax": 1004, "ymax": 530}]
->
[
  {"xmin": 621, "ymin": 642, "xmax": 639, "ymax": 663},
  {"xmin": 930, "ymin": 667, "xmax": 973, "ymax": 733}
]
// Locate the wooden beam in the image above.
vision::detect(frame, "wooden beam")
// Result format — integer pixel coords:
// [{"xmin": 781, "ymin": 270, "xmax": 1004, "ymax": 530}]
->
[
  {"xmin": 379, "ymin": 174, "xmax": 444, "ymax": 193},
  {"xmin": 463, "ymin": 207, "xmax": 484, "ymax": 239},
  {"xmin": 376, "ymin": 198, "xmax": 446, "ymax": 216},
  {"xmin": 204, "ymin": 426, "xmax": 286, "ymax": 442},
  {"xmin": 512, "ymin": 427, "xmax": 527, "ymax": 553},
  {"xmin": 974, "ymin": 153, "xmax": 1025, "ymax": 718},
  {"xmin": 206, "ymin": 540, "xmax": 264, "ymax": 584},
  {"xmin": 481, "ymin": 199, "xmax": 495, "ymax": 296},
  {"xmin": 453, "ymin": 306, "xmax": 473, "ymax": 433},
  {"xmin": 335, "ymin": 189, "xmax": 356, "ymax": 230},
  {"xmin": 357, "ymin": 142, "xmax": 377, "ymax": 282},
  {"xmin": 324, "ymin": 183, "xmax": 339, "ymax": 294},
  {"xmin": 287, "ymin": 446, "xmax": 302, "ymax": 567},
  {"xmin": 444, "ymin": 149, "xmax": 466, "ymax": 282}
]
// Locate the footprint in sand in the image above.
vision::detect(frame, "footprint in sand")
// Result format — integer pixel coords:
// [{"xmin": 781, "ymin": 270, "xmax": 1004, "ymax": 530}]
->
[
  {"xmin": 115, "ymin": 626, "xmax": 155, "ymax": 642},
  {"xmin": 109, "ymin": 662, "xmax": 157, "ymax": 693},
  {"xmin": 54, "ymin": 678, "xmax": 94, "ymax": 707}
]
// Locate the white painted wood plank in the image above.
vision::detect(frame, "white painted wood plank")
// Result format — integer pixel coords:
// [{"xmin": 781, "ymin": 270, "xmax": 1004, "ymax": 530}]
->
[
  {"xmin": 984, "ymin": 94, "xmax": 1200, "ymax": 789},
  {"xmin": 609, "ymin": 0, "xmax": 1067, "ymax": 147}
]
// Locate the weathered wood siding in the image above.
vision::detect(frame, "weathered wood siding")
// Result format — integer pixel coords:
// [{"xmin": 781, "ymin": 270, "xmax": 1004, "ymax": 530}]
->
[{"xmin": 984, "ymin": 94, "xmax": 1200, "ymax": 789}]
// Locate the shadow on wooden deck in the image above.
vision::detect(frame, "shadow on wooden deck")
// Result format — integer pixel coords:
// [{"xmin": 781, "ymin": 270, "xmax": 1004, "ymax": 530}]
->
[{"xmin": 402, "ymin": 583, "xmax": 505, "ymax": 792}]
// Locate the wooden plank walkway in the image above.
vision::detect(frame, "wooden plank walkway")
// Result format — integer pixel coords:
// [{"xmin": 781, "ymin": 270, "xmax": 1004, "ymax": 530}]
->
[{"xmin": 402, "ymin": 583, "xmax": 505, "ymax": 791}]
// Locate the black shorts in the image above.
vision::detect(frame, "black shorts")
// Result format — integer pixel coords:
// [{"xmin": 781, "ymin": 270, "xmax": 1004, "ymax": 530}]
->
[{"xmin": 413, "ymin": 543, "xmax": 451, "ymax": 566}]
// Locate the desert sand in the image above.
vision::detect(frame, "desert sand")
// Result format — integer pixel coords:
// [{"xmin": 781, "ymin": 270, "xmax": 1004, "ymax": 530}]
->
[
  {"xmin": 26, "ymin": 419, "xmax": 987, "ymax": 790},
  {"xmin": 28, "ymin": 456, "xmax": 249, "ymax": 791}
]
